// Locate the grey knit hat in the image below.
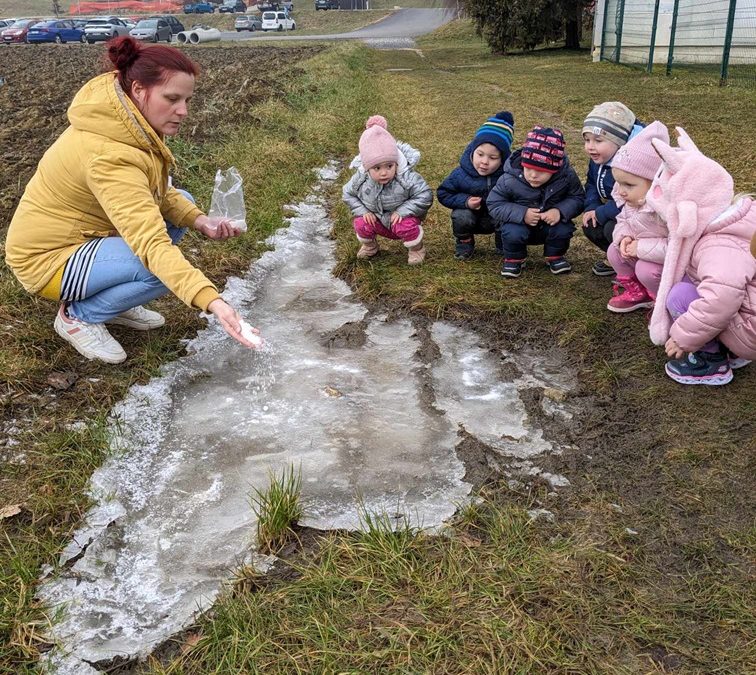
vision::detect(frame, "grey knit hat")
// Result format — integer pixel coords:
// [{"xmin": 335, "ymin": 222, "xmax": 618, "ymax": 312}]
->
[{"xmin": 582, "ymin": 101, "xmax": 636, "ymax": 147}]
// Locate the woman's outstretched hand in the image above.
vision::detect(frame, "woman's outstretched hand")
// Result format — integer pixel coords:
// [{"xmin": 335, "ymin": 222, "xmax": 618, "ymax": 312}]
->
[
  {"xmin": 208, "ymin": 298, "xmax": 262, "ymax": 349},
  {"xmin": 195, "ymin": 215, "xmax": 242, "ymax": 240}
]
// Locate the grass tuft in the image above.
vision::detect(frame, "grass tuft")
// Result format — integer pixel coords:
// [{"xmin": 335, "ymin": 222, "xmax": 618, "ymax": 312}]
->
[{"xmin": 250, "ymin": 465, "xmax": 303, "ymax": 555}]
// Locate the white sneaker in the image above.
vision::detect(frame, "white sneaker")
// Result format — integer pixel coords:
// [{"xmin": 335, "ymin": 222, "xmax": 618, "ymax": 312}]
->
[
  {"xmin": 106, "ymin": 305, "xmax": 165, "ymax": 331},
  {"xmin": 54, "ymin": 305, "xmax": 127, "ymax": 364}
]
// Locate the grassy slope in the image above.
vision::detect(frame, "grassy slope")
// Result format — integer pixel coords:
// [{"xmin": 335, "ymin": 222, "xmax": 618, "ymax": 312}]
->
[
  {"xmin": 0, "ymin": 17, "xmax": 754, "ymax": 675},
  {"xmin": 151, "ymin": 21, "xmax": 754, "ymax": 675}
]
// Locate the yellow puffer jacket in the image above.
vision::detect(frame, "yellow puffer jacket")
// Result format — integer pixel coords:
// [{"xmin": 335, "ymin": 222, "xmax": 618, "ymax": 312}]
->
[{"xmin": 5, "ymin": 71, "xmax": 220, "ymax": 312}]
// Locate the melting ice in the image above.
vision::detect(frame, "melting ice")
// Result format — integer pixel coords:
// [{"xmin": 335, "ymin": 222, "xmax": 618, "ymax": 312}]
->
[{"xmin": 39, "ymin": 162, "xmax": 575, "ymax": 673}]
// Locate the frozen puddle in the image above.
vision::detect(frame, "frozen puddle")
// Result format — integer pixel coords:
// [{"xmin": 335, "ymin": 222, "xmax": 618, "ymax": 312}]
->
[{"xmin": 39, "ymin": 162, "xmax": 576, "ymax": 673}]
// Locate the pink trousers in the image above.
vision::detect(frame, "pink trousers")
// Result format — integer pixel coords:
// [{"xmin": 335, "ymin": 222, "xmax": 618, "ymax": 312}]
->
[
  {"xmin": 607, "ymin": 243, "xmax": 663, "ymax": 296},
  {"xmin": 354, "ymin": 215, "xmax": 423, "ymax": 248}
]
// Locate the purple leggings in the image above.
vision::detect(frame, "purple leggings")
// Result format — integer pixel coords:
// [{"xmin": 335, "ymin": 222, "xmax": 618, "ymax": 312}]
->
[
  {"xmin": 667, "ymin": 279, "xmax": 719, "ymax": 353},
  {"xmin": 354, "ymin": 215, "xmax": 422, "ymax": 247},
  {"xmin": 607, "ymin": 244, "xmax": 663, "ymax": 295}
]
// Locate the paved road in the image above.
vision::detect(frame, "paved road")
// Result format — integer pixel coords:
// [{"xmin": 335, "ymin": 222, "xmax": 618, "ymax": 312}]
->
[{"xmin": 218, "ymin": 8, "xmax": 455, "ymax": 44}]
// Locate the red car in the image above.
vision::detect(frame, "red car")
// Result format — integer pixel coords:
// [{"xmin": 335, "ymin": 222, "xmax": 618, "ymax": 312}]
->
[{"xmin": 1, "ymin": 19, "xmax": 40, "ymax": 43}]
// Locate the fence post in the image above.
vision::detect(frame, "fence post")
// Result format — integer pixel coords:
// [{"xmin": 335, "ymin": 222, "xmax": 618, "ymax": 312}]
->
[
  {"xmin": 666, "ymin": 0, "xmax": 680, "ymax": 76},
  {"xmin": 721, "ymin": 0, "xmax": 738, "ymax": 86},
  {"xmin": 599, "ymin": 0, "xmax": 610, "ymax": 61},
  {"xmin": 615, "ymin": 0, "xmax": 626, "ymax": 63},
  {"xmin": 647, "ymin": 0, "xmax": 661, "ymax": 73}
]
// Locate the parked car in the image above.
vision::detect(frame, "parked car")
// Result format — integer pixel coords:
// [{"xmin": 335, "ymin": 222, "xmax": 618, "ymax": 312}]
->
[
  {"xmin": 315, "ymin": 0, "xmax": 339, "ymax": 9},
  {"xmin": 1, "ymin": 19, "xmax": 40, "ymax": 43},
  {"xmin": 83, "ymin": 17, "xmax": 130, "ymax": 43},
  {"xmin": 130, "ymin": 18, "xmax": 172, "ymax": 42},
  {"xmin": 72, "ymin": 17, "xmax": 93, "ymax": 28},
  {"xmin": 26, "ymin": 19, "xmax": 86, "ymax": 43},
  {"xmin": 258, "ymin": 2, "xmax": 279, "ymax": 10},
  {"xmin": 234, "ymin": 14, "xmax": 262, "ymax": 31},
  {"xmin": 0, "ymin": 18, "xmax": 17, "ymax": 30},
  {"xmin": 121, "ymin": 18, "xmax": 137, "ymax": 29},
  {"xmin": 149, "ymin": 14, "xmax": 185, "ymax": 34},
  {"xmin": 261, "ymin": 10, "xmax": 295, "ymax": 30},
  {"xmin": 219, "ymin": 0, "xmax": 246, "ymax": 13},
  {"xmin": 183, "ymin": 2, "xmax": 215, "ymax": 13}
]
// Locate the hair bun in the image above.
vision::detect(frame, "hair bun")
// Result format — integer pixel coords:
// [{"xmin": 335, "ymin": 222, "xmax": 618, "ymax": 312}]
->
[
  {"xmin": 107, "ymin": 36, "xmax": 140, "ymax": 72},
  {"xmin": 365, "ymin": 115, "xmax": 388, "ymax": 131}
]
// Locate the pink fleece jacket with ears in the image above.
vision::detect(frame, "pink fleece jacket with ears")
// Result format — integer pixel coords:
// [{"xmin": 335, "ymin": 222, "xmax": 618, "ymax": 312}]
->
[{"xmin": 646, "ymin": 127, "xmax": 756, "ymax": 357}]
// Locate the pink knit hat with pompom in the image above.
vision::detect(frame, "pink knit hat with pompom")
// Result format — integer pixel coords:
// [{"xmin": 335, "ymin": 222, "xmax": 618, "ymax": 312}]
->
[
  {"xmin": 611, "ymin": 121, "xmax": 670, "ymax": 180},
  {"xmin": 359, "ymin": 115, "xmax": 399, "ymax": 170}
]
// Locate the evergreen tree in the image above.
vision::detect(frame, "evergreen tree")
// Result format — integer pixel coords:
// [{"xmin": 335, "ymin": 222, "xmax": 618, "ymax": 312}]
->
[{"xmin": 461, "ymin": 0, "xmax": 589, "ymax": 53}]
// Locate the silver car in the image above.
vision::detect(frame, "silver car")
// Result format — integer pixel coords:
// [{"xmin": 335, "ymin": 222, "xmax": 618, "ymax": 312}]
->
[
  {"xmin": 130, "ymin": 18, "xmax": 172, "ymax": 42},
  {"xmin": 83, "ymin": 17, "xmax": 130, "ymax": 43},
  {"xmin": 234, "ymin": 15, "xmax": 262, "ymax": 31}
]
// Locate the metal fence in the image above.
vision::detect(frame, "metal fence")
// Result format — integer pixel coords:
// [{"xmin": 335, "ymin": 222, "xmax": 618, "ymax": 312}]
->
[{"xmin": 596, "ymin": 0, "xmax": 756, "ymax": 85}]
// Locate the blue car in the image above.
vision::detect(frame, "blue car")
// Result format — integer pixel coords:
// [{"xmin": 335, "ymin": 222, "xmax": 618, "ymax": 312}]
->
[
  {"xmin": 183, "ymin": 2, "xmax": 215, "ymax": 13},
  {"xmin": 27, "ymin": 19, "xmax": 86, "ymax": 43}
]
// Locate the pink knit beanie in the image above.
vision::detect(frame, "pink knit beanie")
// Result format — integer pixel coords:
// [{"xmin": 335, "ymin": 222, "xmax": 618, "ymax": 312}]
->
[
  {"xmin": 611, "ymin": 121, "xmax": 669, "ymax": 180},
  {"xmin": 359, "ymin": 115, "xmax": 399, "ymax": 170}
]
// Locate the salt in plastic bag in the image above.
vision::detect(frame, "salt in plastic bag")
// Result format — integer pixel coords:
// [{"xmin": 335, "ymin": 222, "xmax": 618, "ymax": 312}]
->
[{"xmin": 208, "ymin": 167, "xmax": 247, "ymax": 233}]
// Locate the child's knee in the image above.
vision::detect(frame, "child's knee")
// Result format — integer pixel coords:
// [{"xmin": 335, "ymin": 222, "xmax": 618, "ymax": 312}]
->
[
  {"xmin": 666, "ymin": 281, "xmax": 699, "ymax": 317},
  {"xmin": 353, "ymin": 216, "xmax": 376, "ymax": 239},
  {"xmin": 394, "ymin": 216, "xmax": 422, "ymax": 241}
]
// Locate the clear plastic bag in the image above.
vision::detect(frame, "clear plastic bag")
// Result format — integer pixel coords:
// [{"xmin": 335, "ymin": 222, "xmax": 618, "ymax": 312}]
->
[{"xmin": 208, "ymin": 167, "xmax": 247, "ymax": 233}]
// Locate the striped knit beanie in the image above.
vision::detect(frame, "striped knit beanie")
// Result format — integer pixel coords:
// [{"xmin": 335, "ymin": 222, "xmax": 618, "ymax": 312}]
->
[
  {"xmin": 520, "ymin": 126, "xmax": 565, "ymax": 174},
  {"xmin": 583, "ymin": 101, "xmax": 636, "ymax": 148},
  {"xmin": 473, "ymin": 111, "xmax": 515, "ymax": 158}
]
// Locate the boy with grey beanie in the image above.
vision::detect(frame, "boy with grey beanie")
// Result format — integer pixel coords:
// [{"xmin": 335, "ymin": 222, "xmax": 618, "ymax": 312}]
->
[{"xmin": 581, "ymin": 101, "xmax": 643, "ymax": 276}]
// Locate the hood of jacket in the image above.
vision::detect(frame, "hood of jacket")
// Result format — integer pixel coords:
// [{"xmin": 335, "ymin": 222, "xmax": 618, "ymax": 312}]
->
[
  {"xmin": 349, "ymin": 140, "xmax": 420, "ymax": 174},
  {"xmin": 68, "ymin": 71, "xmax": 175, "ymax": 168}
]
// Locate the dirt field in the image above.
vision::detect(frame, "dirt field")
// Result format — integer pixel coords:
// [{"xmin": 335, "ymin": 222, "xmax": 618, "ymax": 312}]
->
[{"xmin": 0, "ymin": 44, "xmax": 318, "ymax": 228}]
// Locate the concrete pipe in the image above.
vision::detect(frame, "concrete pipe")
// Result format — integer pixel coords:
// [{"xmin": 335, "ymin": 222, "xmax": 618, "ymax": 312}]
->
[{"xmin": 176, "ymin": 27, "xmax": 222, "ymax": 44}]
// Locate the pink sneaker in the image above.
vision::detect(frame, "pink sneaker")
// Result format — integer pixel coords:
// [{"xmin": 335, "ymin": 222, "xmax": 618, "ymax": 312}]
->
[
  {"xmin": 607, "ymin": 276, "xmax": 654, "ymax": 313},
  {"xmin": 356, "ymin": 240, "xmax": 379, "ymax": 259}
]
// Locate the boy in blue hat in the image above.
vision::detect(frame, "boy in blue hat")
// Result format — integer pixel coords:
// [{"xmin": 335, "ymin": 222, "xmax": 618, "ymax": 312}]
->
[{"xmin": 437, "ymin": 112, "xmax": 515, "ymax": 260}]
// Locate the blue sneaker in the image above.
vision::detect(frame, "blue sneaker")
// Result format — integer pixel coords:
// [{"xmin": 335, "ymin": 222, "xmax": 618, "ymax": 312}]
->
[
  {"xmin": 454, "ymin": 238, "xmax": 474, "ymax": 261},
  {"xmin": 501, "ymin": 259, "xmax": 525, "ymax": 278},
  {"xmin": 546, "ymin": 257, "xmax": 572, "ymax": 275},
  {"xmin": 665, "ymin": 350, "xmax": 733, "ymax": 386}
]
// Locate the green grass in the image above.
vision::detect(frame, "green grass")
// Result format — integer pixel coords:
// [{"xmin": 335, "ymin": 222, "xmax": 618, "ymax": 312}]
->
[{"xmin": 251, "ymin": 465, "xmax": 303, "ymax": 555}]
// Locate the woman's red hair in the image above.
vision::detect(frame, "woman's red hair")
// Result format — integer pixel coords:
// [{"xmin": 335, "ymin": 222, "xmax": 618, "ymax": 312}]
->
[{"xmin": 106, "ymin": 36, "xmax": 199, "ymax": 94}]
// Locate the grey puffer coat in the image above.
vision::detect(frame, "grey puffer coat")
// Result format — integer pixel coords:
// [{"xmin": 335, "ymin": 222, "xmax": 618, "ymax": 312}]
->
[{"xmin": 342, "ymin": 141, "xmax": 433, "ymax": 228}]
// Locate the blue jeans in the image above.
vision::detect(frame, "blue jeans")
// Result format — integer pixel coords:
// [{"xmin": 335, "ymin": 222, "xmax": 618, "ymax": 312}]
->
[
  {"xmin": 499, "ymin": 220, "xmax": 575, "ymax": 260},
  {"xmin": 68, "ymin": 191, "xmax": 192, "ymax": 324}
]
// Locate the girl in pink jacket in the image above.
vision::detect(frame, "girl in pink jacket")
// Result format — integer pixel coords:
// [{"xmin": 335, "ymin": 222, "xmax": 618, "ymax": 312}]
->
[
  {"xmin": 606, "ymin": 122, "xmax": 670, "ymax": 313},
  {"xmin": 647, "ymin": 128, "xmax": 756, "ymax": 386}
]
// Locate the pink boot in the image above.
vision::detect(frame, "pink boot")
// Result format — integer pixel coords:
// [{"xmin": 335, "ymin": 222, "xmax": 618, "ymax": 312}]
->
[
  {"xmin": 407, "ymin": 245, "xmax": 426, "ymax": 265},
  {"xmin": 356, "ymin": 239, "xmax": 379, "ymax": 259},
  {"xmin": 607, "ymin": 276, "xmax": 654, "ymax": 313}
]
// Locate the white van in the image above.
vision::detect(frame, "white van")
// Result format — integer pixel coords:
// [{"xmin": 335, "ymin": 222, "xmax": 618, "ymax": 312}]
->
[{"xmin": 261, "ymin": 10, "xmax": 295, "ymax": 31}]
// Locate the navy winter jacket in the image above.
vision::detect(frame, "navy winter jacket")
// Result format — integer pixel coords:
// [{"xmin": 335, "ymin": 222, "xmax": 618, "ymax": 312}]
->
[
  {"xmin": 487, "ymin": 151, "xmax": 585, "ymax": 226},
  {"xmin": 437, "ymin": 140, "xmax": 507, "ymax": 213},
  {"xmin": 584, "ymin": 122, "xmax": 645, "ymax": 225}
]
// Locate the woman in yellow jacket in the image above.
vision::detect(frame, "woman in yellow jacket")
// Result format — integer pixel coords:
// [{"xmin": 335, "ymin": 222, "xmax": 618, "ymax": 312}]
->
[{"xmin": 5, "ymin": 37, "xmax": 258, "ymax": 363}]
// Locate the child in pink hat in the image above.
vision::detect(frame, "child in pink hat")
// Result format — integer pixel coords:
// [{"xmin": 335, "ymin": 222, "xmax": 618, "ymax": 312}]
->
[
  {"xmin": 342, "ymin": 115, "xmax": 433, "ymax": 264},
  {"xmin": 605, "ymin": 121, "xmax": 670, "ymax": 313}
]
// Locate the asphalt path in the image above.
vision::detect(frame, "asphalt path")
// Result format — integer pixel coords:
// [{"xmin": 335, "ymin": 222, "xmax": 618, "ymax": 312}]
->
[{"xmin": 217, "ymin": 8, "xmax": 455, "ymax": 44}]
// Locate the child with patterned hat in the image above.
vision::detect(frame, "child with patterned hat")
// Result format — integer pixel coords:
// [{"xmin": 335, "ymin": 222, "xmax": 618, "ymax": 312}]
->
[
  {"xmin": 487, "ymin": 126, "xmax": 585, "ymax": 278},
  {"xmin": 437, "ymin": 111, "xmax": 515, "ymax": 260},
  {"xmin": 342, "ymin": 115, "xmax": 433, "ymax": 264},
  {"xmin": 581, "ymin": 101, "xmax": 644, "ymax": 276}
]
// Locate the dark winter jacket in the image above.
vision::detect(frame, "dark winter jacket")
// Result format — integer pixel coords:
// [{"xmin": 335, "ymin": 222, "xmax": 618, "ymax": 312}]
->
[
  {"xmin": 437, "ymin": 140, "xmax": 507, "ymax": 213},
  {"xmin": 486, "ymin": 151, "xmax": 585, "ymax": 226},
  {"xmin": 584, "ymin": 121, "xmax": 645, "ymax": 225}
]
